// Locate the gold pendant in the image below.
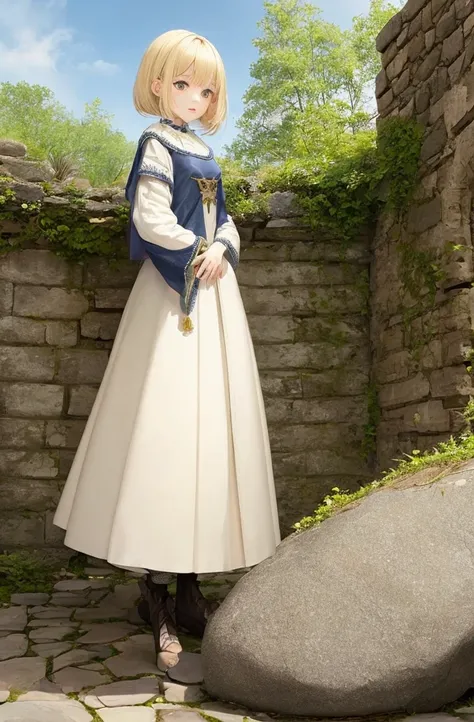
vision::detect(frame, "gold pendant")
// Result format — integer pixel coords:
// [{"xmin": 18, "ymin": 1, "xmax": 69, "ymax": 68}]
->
[
  {"xmin": 181, "ymin": 315, "xmax": 194, "ymax": 334},
  {"xmin": 192, "ymin": 177, "xmax": 218, "ymax": 211}
]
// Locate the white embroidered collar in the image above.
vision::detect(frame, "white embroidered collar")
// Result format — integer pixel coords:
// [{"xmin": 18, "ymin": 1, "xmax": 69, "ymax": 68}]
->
[{"xmin": 141, "ymin": 121, "xmax": 214, "ymax": 160}]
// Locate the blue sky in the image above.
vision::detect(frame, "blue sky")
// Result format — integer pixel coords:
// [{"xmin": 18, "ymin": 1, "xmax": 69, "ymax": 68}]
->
[{"xmin": 0, "ymin": 0, "xmax": 382, "ymax": 155}]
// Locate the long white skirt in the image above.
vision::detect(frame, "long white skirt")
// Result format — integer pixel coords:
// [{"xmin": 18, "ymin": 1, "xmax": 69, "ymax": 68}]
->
[{"xmin": 53, "ymin": 258, "xmax": 281, "ymax": 573}]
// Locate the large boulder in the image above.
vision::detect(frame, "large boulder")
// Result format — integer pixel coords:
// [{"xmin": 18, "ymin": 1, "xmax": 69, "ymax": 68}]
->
[{"xmin": 202, "ymin": 460, "xmax": 474, "ymax": 716}]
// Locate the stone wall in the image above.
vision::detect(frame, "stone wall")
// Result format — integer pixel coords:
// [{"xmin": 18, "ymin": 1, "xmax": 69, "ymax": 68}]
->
[
  {"xmin": 373, "ymin": 0, "xmax": 474, "ymax": 469},
  {"xmin": 0, "ymin": 141, "xmax": 372, "ymax": 554}
]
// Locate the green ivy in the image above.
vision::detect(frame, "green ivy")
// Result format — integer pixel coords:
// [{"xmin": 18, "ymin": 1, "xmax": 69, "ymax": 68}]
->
[{"xmin": 0, "ymin": 551, "xmax": 55, "ymax": 603}]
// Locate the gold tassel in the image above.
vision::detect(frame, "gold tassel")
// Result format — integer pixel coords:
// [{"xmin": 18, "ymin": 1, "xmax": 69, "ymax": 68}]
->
[{"xmin": 181, "ymin": 315, "xmax": 194, "ymax": 334}]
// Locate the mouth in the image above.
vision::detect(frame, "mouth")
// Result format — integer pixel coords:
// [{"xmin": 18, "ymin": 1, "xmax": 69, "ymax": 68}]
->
[{"xmin": 188, "ymin": 108, "xmax": 196, "ymax": 112}]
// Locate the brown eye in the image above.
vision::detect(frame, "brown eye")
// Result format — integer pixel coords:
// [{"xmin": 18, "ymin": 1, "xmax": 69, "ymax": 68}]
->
[
  {"xmin": 174, "ymin": 81, "xmax": 188, "ymax": 90},
  {"xmin": 202, "ymin": 89, "xmax": 213, "ymax": 99}
]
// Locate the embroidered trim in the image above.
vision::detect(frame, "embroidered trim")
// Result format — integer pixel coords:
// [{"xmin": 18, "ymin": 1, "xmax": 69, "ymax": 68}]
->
[
  {"xmin": 192, "ymin": 177, "xmax": 218, "ymax": 211},
  {"xmin": 181, "ymin": 235, "xmax": 210, "ymax": 317},
  {"xmin": 138, "ymin": 161, "xmax": 173, "ymax": 189},
  {"xmin": 214, "ymin": 237, "xmax": 239, "ymax": 271},
  {"xmin": 139, "ymin": 128, "xmax": 213, "ymax": 161}
]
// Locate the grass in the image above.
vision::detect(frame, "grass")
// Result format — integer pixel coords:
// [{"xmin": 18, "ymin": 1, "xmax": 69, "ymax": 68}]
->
[{"xmin": 294, "ymin": 427, "xmax": 474, "ymax": 532}]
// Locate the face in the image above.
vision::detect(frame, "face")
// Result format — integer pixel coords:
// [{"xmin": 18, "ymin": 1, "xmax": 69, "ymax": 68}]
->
[{"xmin": 152, "ymin": 64, "xmax": 216, "ymax": 125}]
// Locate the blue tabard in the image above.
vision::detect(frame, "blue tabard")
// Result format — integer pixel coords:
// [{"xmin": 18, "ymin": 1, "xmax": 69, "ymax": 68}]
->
[{"xmin": 125, "ymin": 119, "xmax": 231, "ymax": 323}]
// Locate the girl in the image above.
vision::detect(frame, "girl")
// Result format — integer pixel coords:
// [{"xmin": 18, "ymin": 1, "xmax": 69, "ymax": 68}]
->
[{"xmin": 53, "ymin": 29, "xmax": 281, "ymax": 673}]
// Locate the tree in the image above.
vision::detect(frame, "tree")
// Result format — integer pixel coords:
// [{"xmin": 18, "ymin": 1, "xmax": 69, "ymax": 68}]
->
[
  {"xmin": 0, "ymin": 82, "xmax": 135, "ymax": 186},
  {"xmin": 225, "ymin": 0, "xmax": 402, "ymax": 169}
]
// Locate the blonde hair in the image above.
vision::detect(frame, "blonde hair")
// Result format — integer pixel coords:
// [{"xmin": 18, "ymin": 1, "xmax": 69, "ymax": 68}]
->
[{"xmin": 133, "ymin": 29, "xmax": 227, "ymax": 135}]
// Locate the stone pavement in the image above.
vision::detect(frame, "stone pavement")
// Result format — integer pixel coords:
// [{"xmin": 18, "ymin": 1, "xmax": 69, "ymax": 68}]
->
[{"xmin": 0, "ymin": 566, "xmax": 474, "ymax": 721}]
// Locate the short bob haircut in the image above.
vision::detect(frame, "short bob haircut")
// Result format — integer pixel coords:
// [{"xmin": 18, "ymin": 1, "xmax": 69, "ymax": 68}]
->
[{"xmin": 133, "ymin": 29, "xmax": 227, "ymax": 135}]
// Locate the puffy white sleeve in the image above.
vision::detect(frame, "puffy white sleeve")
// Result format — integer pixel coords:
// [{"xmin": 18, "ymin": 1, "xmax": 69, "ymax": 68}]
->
[{"xmin": 132, "ymin": 138, "xmax": 197, "ymax": 251}]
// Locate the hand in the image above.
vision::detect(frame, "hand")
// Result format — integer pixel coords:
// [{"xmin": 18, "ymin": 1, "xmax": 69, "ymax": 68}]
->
[{"xmin": 191, "ymin": 242, "xmax": 225, "ymax": 284}]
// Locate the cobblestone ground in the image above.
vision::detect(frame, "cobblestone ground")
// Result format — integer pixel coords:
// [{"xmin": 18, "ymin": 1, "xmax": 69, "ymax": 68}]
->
[{"xmin": 0, "ymin": 563, "xmax": 473, "ymax": 721}]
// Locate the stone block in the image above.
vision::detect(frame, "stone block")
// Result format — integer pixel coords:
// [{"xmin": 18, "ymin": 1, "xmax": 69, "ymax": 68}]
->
[
  {"xmin": 442, "ymin": 330, "xmax": 472, "ymax": 364},
  {"xmin": 289, "ymin": 241, "xmax": 370, "ymax": 264},
  {"xmin": 382, "ymin": 40, "xmax": 399, "ymax": 69},
  {"xmin": 14, "ymin": 287, "xmax": 89, "ymax": 319},
  {"xmin": 436, "ymin": 3, "xmax": 457, "ymax": 40},
  {"xmin": 0, "ymin": 419, "xmax": 44, "ymax": 448},
  {"xmin": 402, "ymin": 399, "xmax": 451, "ymax": 432},
  {"xmin": 306, "ymin": 449, "xmax": 369, "ymax": 476},
  {"xmin": 0, "ymin": 250, "xmax": 82, "ymax": 287},
  {"xmin": 254, "ymin": 224, "xmax": 315, "ymax": 243},
  {"xmin": 260, "ymin": 373, "xmax": 303, "ymax": 398},
  {"xmin": 0, "ymin": 317, "xmax": 45, "ymax": 344},
  {"xmin": 240, "ymin": 286, "xmax": 367, "ymax": 316},
  {"xmin": 430, "ymin": 365, "xmax": 474, "ymax": 396},
  {"xmin": 0, "ymin": 479, "xmax": 60, "ymax": 511},
  {"xmin": 67, "ymin": 386, "xmax": 98, "ymax": 416},
  {"xmin": 44, "ymin": 511, "xmax": 65, "ymax": 545},
  {"xmin": 84, "ymin": 259, "xmax": 139, "ymax": 288},
  {"xmin": 0, "ymin": 346, "xmax": 55, "ymax": 382},
  {"xmin": 301, "ymin": 369, "xmax": 369, "ymax": 397},
  {"xmin": 58, "ymin": 450, "xmax": 75, "ymax": 477},
  {"xmin": 376, "ymin": 11, "xmax": 403, "ymax": 52},
  {"xmin": 56, "ymin": 350, "xmax": 109, "ymax": 384},
  {"xmin": 433, "ymin": 0, "xmax": 450, "ymax": 20},
  {"xmin": 415, "ymin": 85, "xmax": 432, "ymax": 113},
  {"xmin": 442, "ymin": 26, "xmax": 464, "ymax": 64},
  {"xmin": 289, "ymin": 396, "xmax": 368, "ymax": 425},
  {"xmin": 430, "ymin": 66, "xmax": 450, "ymax": 104},
  {"xmin": 0, "ymin": 281, "xmax": 13, "ymax": 314},
  {"xmin": 0, "ymin": 450, "xmax": 58, "ymax": 478},
  {"xmin": 455, "ymin": 0, "xmax": 473, "ymax": 20},
  {"xmin": 420, "ymin": 120, "xmax": 448, "ymax": 162},
  {"xmin": 386, "ymin": 45, "xmax": 409, "ymax": 80},
  {"xmin": 378, "ymin": 88, "xmax": 394, "ymax": 114},
  {"xmin": 268, "ymin": 191, "xmax": 304, "ymax": 218},
  {"xmin": 422, "ymin": 2, "xmax": 433, "ymax": 30},
  {"xmin": 0, "ymin": 513, "xmax": 44, "ymax": 546},
  {"xmin": 81, "ymin": 312, "xmax": 121, "ymax": 340},
  {"xmin": 247, "ymin": 315, "xmax": 296, "ymax": 343},
  {"xmin": 414, "ymin": 45, "xmax": 442, "ymax": 82},
  {"xmin": 425, "ymin": 27, "xmax": 436, "ymax": 51},
  {"xmin": 95, "ymin": 288, "xmax": 130, "ymax": 309},
  {"xmin": 378, "ymin": 372, "xmax": 430, "ymax": 408},
  {"xmin": 269, "ymin": 423, "xmax": 364, "ymax": 453},
  {"xmin": 8, "ymin": 180, "xmax": 44, "ymax": 203},
  {"xmin": 45, "ymin": 321, "xmax": 78, "ymax": 347},
  {"xmin": 240, "ymin": 242, "xmax": 290, "ymax": 262},
  {"xmin": 407, "ymin": 10, "xmax": 423, "ymax": 39},
  {"xmin": 380, "ymin": 325, "xmax": 404, "ymax": 353},
  {"xmin": 448, "ymin": 50, "xmax": 466, "ymax": 85},
  {"xmin": 46, "ymin": 420, "xmax": 86, "ymax": 448},
  {"xmin": 238, "ymin": 261, "xmax": 359, "ymax": 287},
  {"xmin": 272, "ymin": 451, "xmax": 308, "ymax": 477},
  {"xmin": 464, "ymin": 12, "xmax": 474, "ymax": 34},
  {"xmin": 0, "ymin": 155, "xmax": 53, "ymax": 182},
  {"xmin": 255, "ymin": 342, "xmax": 363, "ymax": 372},
  {"xmin": 402, "ymin": 0, "xmax": 429, "ymax": 22},
  {"xmin": 0, "ymin": 140, "xmax": 26, "ymax": 157},
  {"xmin": 393, "ymin": 68, "xmax": 411, "ymax": 96},
  {"xmin": 376, "ymin": 350, "xmax": 412, "ymax": 384},
  {"xmin": 419, "ymin": 339, "xmax": 443, "ymax": 370},
  {"xmin": 397, "ymin": 26, "xmax": 410, "ymax": 48},
  {"xmin": 376, "ymin": 68, "xmax": 389, "ymax": 98},
  {"xmin": 407, "ymin": 196, "xmax": 442, "ymax": 233},
  {"xmin": 0, "ymin": 383, "xmax": 64, "ymax": 417}
]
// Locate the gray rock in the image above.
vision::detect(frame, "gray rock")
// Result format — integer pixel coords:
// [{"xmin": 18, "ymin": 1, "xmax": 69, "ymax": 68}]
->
[
  {"xmin": 79, "ymin": 663, "xmax": 105, "ymax": 671},
  {"xmin": 0, "ymin": 691, "xmax": 8, "ymax": 703},
  {"xmin": 10, "ymin": 592, "xmax": 50, "ymax": 605},
  {"xmin": 0, "ymin": 605, "xmax": 27, "ymax": 631},
  {"xmin": 50, "ymin": 593, "xmax": 89, "ymax": 607},
  {"xmin": 78, "ymin": 623, "xmax": 135, "ymax": 645},
  {"xmin": 109, "ymin": 583, "xmax": 141, "ymax": 607},
  {"xmin": 53, "ymin": 649, "xmax": 95, "ymax": 672},
  {"xmin": 0, "ymin": 656, "xmax": 45, "ymax": 689},
  {"xmin": 164, "ymin": 680, "xmax": 205, "ymax": 703},
  {"xmin": 79, "ymin": 693, "xmax": 103, "ymax": 708},
  {"xmin": 31, "ymin": 642, "xmax": 72, "ymax": 658},
  {"xmin": 203, "ymin": 464, "xmax": 474, "ymax": 716},
  {"xmin": 0, "ymin": 140, "xmax": 27, "ymax": 157},
  {"xmin": 159, "ymin": 711, "xmax": 205, "ymax": 722},
  {"xmin": 54, "ymin": 580, "xmax": 92, "ymax": 592},
  {"xmin": 29, "ymin": 619, "xmax": 78, "ymax": 628},
  {"xmin": 104, "ymin": 635, "xmax": 157, "ymax": 677},
  {"xmin": 97, "ymin": 708, "xmax": 155, "ymax": 722},
  {"xmin": 0, "ymin": 700, "xmax": 93, "ymax": 721},
  {"xmin": 268, "ymin": 191, "xmax": 303, "ymax": 219},
  {"xmin": 0, "ymin": 155, "xmax": 54, "ymax": 182},
  {"xmin": 53, "ymin": 666, "xmax": 108, "ymax": 693},
  {"xmin": 0, "ymin": 634, "xmax": 28, "ymax": 661},
  {"xmin": 33, "ymin": 608, "xmax": 72, "ymax": 619},
  {"xmin": 84, "ymin": 645, "xmax": 114, "ymax": 659},
  {"xmin": 199, "ymin": 703, "xmax": 252, "ymax": 722},
  {"xmin": 17, "ymin": 678, "xmax": 67, "ymax": 701},
  {"xmin": 167, "ymin": 652, "xmax": 203, "ymax": 685},
  {"xmin": 89, "ymin": 677, "xmax": 160, "ymax": 706},
  {"xmin": 29, "ymin": 626, "xmax": 76, "ymax": 642},
  {"xmin": 74, "ymin": 606, "xmax": 128, "ymax": 622}
]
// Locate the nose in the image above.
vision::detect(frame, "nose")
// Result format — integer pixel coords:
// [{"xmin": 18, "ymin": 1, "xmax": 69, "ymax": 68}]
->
[{"xmin": 190, "ymin": 90, "xmax": 201, "ymax": 103}]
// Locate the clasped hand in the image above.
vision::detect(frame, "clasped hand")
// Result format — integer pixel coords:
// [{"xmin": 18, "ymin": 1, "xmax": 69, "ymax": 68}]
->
[{"xmin": 191, "ymin": 242, "xmax": 226, "ymax": 285}]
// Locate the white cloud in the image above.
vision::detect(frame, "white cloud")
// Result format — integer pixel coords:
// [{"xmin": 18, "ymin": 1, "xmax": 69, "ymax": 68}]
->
[
  {"xmin": 78, "ymin": 59, "xmax": 119, "ymax": 76},
  {"xmin": 0, "ymin": 0, "xmax": 72, "ymax": 75}
]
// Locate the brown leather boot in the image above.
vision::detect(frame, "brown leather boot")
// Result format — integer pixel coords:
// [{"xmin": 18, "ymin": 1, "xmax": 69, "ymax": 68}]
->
[
  {"xmin": 175, "ymin": 573, "xmax": 219, "ymax": 638},
  {"xmin": 138, "ymin": 575, "xmax": 182, "ymax": 673}
]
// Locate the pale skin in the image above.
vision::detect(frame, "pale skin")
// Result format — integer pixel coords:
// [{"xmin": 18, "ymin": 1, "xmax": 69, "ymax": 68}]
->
[{"xmin": 151, "ymin": 65, "xmax": 226, "ymax": 286}]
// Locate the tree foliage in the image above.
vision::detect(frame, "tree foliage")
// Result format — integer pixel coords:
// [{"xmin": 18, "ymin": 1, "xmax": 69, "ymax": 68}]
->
[
  {"xmin": 0, "ymin": 82, "xmax": 135, "ymax": 186},
  {"xmin": 225, "ymin": 0, "xmax": 402, "ymax": 168}
]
